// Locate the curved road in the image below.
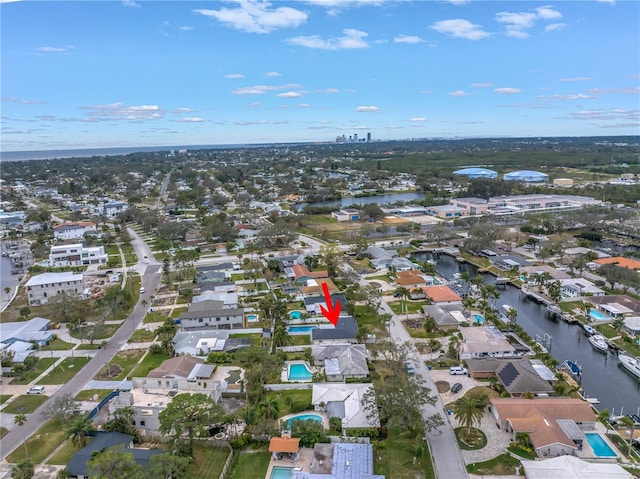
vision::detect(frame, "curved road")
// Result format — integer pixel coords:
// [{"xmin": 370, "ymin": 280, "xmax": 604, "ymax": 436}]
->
[{"xmin": 1, "ymin": 228, "xmax": 161, "ymax": 462}]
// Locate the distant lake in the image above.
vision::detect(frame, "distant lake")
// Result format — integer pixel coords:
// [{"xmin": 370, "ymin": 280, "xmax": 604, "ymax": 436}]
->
[{"xmin": 295, "ymin": 192, "xmax": 425, "ymax": 210}]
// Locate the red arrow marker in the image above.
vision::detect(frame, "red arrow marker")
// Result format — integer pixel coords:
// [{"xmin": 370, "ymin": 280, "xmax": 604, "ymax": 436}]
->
[{"xmin": 319, "ymin": 282, "xmax": 341, "ymax": 327}]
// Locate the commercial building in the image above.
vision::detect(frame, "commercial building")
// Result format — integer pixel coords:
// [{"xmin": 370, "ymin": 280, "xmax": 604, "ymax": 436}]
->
[
  {"xmin": 453, "ymin": 167, "xmax": 498, "ymax": 179},
  {"xmin": 503, "ymin": 170, "xmax": 549, "ymax": 182}
]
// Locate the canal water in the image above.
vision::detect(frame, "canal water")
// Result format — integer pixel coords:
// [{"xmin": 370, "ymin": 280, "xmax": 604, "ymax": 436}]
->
[
  {"xmin": 295, "ymin": 191, "xmax": 425, "ymax": 211},
  {"xmin": 434, "ymin": 254, "xmax": 640, "ymax": 415}
]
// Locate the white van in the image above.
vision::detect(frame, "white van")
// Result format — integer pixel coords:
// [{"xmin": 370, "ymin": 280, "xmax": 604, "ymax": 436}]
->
[{"xmin": 449, "ymin": 366, "xmax": 468, "ymax": 376}]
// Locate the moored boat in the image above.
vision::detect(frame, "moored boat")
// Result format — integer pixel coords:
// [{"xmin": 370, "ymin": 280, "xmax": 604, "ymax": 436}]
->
[
  {"xmin": 583, "ymin": 324, "xmax": 595, "ymax": 336},
  {"xmin": 618, "ymin": 354, "xmax": 640, "ymax": 380},
  {"xmin": 564, "ymin": 360, "xmax": 582, "ymax": 379},
  {"xmin": 588, "ymin": 334, "xmax": 608, "ymax": 354}
]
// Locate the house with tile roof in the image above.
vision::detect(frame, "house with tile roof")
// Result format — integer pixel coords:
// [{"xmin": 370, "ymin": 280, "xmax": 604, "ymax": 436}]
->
[
  {"xmin": 490, "ymin": 398, "xmax": 598, "ymax": 458},
  {"xmin": 594, "ymin": 256, "xmax": 640, "ymax": 271},
  {"xmin": 423, "ymin": 285, "xmax": 462, "ymax": 304}
]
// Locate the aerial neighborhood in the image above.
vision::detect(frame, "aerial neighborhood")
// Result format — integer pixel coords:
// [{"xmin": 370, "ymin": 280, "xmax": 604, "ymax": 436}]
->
[{"xmin": 1, "ymin": 137, "xmax": 640, "ymax": 479}]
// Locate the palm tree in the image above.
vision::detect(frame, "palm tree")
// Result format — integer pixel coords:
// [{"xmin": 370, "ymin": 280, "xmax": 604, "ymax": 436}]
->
[
  {"xmin": 394, "ymin": 287, "xmax": 410, "ymax": 316},
  {"xmin": 271, "ymin": 321, "xmax": 291, "ymax": 353},
  {"xmin": 453, "ymin": 395, "xmax": 487, "ymax": 439},
  {"xmin": 462, "ymin": 296, "xmax": 477, "ymax": 317},
  {"xmin": 14, "ymin": 413, "xmax": 28, "ymax": 458},
  {"xmin": 505, "ymin": 306, "xmax": 518, "ymax": 324},
  {"xmin": 619, "ymin": 416, "xmax": 636, "ymax": 456},
  {"xmin": 258, "ymin": 397, "xmax": 280, "ymax": 421},
  {"xmin": 66, "ymin": 414, "xmax": 94, "ymax": 448},
  {"xmin": 459, "ymin": 271, "xmax": 471, "ymax": 293}
]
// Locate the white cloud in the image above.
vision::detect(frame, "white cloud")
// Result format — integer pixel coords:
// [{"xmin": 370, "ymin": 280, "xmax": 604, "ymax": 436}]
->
[
  {"xmin": 394, "ymin": 34, "xmax": 424, "ymax": 44},
  {"xmin": 355, "ymin": 105, "xmax": 380, "ymax": 112},
  {"xmin": 122, "ymin": 0, "xmax": 140, "ymax": 7},
  {"xmin": 553, "ymin": 93, "xmax": 594, "ymax": 100},
  {"xmin": 303, "ymin": 0, "xmax": 384, "ymax": 16},
  {"xmin": 265, "ymin": 71, "xmax": 282, "ymax": 77},
  {"xmin": 496, "ymin": 6, "xmax": 562, "ymax": 38},
  {"xmin": 178, "ymin": 26, "xmax": 194, "ymax": 31},
  {"xmin": 80, "ymin": 102, "xmax": 163, "ymax": 121},
  {"xmin": 175, "ymin": 107, "xmax": 196, "ymax": 112},
  {"xmin": 431, "ymin": 19, "xmax": 489, "ymax": 40},
  {"xmin": 567, "ymin": 109, "xmax": 639, "ymax": 121},
  {"xmin": 180, "ymin": 117, "xmax": 204, "ymax": 122},
  {"xmin": 231, "ymin": 83, "xmax": 303, "ymax": 95},
  {"xmin": 1, "ymin": 96, "xmax": 45, "ymax": 104},
  {"xmin": 445, "ymin": 0, "xmax": 470, "ymax": 5},
  {"xmin": 407, "ymin": 117, "xmax": 426, "ymax": 122},
  {"xmin": 37, "ymin": 46, "xmax": 73, "ymax": 53},
  {"xmin": 316, "ymin": 88, "xmax": 341, "ymax": 93},
  {"xmin": 298, "ymin": 103, "xmax": 311, "ymax": 108},
  {"xmin": 194, "ymin": 0, "xmax": 307, "ymax": 34},
  {"xmin": 472, "ymin": 82, "xmax": 493, "ymax": 88},
  {"xmin": 494, "ymin": 87, "xmax": 522, "ymax": 94},
  {"xmin": 449, "ymin": 90, "xmax": 468, "ymax": 96},
  {"xmin": 277, "ymin": 91, "xmax": 303, "ymax": 98},
  {"xmin": 596, "ymin": 0, "xmax": 615, "ymax": 4},
  {"xmin": 286, "ymin": 28, "xmax": 369, "ymax": 50},
  {"xmin": 559, "ymin": 77, "xmax": 590, "ymax": 82},
  {"xmin": 225, "ymin": 73, "xmax": 245, "ymax": 79},
  {"xmin": 545, "ymin": 23, "xmax": 565, "ymax": 32},
  {"xmin": 587, "ymin": 87, "xmax": 640, "ymax": 95},
  {"xmin": 235, "ymin": 120, "xmax": 270, "ymax": 125},
  {"xmin": 250, "ymin": 102, "xmax": 261, "ymax": 107}
]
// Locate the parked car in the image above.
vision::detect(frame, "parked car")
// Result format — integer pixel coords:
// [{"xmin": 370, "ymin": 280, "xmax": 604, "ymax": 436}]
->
[
  {"xmin": 405, "ymin": 362, "xmax": 415, "ymax": 375},
  {"xmin": 449, "ymin": 366, "xmax": 468, "ymax": 375},
  {"xmin": 451, "ymin": 383, "xmax": 463, "ymax": 393},
  {"xmin": 140, "ymin": 287, "xmax": 145, "ymax": 294},
  {"xmin": 27, "ymin": 386, "xmax": 45, "ymax": 395}
]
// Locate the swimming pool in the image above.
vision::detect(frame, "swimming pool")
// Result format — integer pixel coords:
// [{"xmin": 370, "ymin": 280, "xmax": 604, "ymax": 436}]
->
[
  {"xmin": 286, "ymin": 414, "xmax": 323, "ymax": 429},
  {"xmin": 585, "ymin": 433, "xmax": 617, "ymax": 457},
  {"xmin": 287, "ymin": 325, "xmax": 317, "ymax": 333},
  {"xmin": 288, "ymin": 363, "xmax": 313, "ymax": 381},
  {"xmin": 270, "ymin": 466, "xmax": 294, "ymax": 479},
  {"xmin": 472, "ymin": 314, "xmax": 484, "ymax": 324},
  {"xmin": 289, "ymin": 310, "xmax": 302, "ymax": 319},
  {"xmin": 246, "ymin": 314, "xmax": 259, "ymax": 322},
  {"xmin": 589, "ymin": 309, "xmax": 610, "ymax": 321}
]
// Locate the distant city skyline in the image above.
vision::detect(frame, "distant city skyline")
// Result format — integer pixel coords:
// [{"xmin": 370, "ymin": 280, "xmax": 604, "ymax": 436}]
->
[{"xmin": 1, "ymin": 0, "xmax": 639, "ymax": 152}]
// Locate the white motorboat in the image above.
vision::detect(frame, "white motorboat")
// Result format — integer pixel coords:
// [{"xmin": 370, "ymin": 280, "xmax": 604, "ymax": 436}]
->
[
  {"xmin": 588, "ymin": 334, "xmax": 608, "ymax": 354},
  {"xmin": 583, "ymin": 324, "xmax": 595, "ymax": 336},
  {"xmin": 618, "ymin": 354, "xmax": 640, "ymax": 380}
]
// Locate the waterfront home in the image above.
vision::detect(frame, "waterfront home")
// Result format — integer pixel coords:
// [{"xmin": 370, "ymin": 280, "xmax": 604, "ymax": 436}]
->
[
  {"xmin": 422, "ymin": 304, "xmax": 465, "ymax": 331},
  {"xmin": 594, "ymin": 256, "xmax": 640, "ymax": 271},
  {"xmin": 490, "ymin": 397, "xmax": 598, "ymax": 458},
  {"xmin": 331, "ymin": 208, "xmax": 361, "ymax": 221},
  {"xmin": 422, "ymin": 285, "xmax": 462, "ymax": 305},
  {"xmin": 588, "ymin": 295, "xmax": 640, "ymax": 320},
  {"xmin": 458, "ymin": 326, "xmax": 519, "ymax": 360},
  {"xmin": 559, "ymin": 278, "xmax": 605, "ymax": 298},
  {"xmin": 0, "ymin": 317, "xmax": 53, "ymax": 363}
]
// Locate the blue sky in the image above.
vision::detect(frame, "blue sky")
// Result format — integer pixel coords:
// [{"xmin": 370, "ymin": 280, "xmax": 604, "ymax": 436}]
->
[{"xmin": 2, "ymin": 0, "xmax": 639, "ymax": 151}]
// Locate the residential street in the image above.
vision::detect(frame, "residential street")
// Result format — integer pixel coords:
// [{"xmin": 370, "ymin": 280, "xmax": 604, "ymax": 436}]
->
[{"xmin": 0, "ymin": 228, "xmax": 161, "ymax": 463}]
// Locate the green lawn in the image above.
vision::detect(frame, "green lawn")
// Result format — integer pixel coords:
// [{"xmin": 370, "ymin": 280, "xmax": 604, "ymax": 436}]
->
[
  {"xmin": 353, "ymin": 305, "xmax": 386, "ymax": 333},
  {"xmin": 228, "ymin": 450, "xmax": 270, "ymax": 479},
  {"xmin": 74, "ymin": 389, "xmax": 113, "ymax": 401},
  {"xmin": 0, "ymin": 395, "xmax": 12, "ymax": 405},
  {"xmin": 6, "ymin": 419, "xmax": 68, "ymax": 464},
  {"xmin": 94, "ymin": 348, "xmax": 145, "ymax": 381},
  {"xmin": 144, "ymin": 311, "xmax": 169, "ymax": 323},
  {"xmin": 388, "ymin": 300, "xmax": 427, "ymax": 315},
  {"xmin": 0, "ymin": 426, "xmax": 7, "ymax": 438},
  {"xmin": 186, "ymin": 444, "xmax": 230, "ymax": 478},
  {"xmin": 466, "ymin": 453, "xmax": 521, "ymax": 475},
  {"xmin": 3, "ymin": 394, "xmax": 49, "ymax": 414},
  {"xmin": 37, "ymin": 357, "xmax": 91, "ymax": 385},
  {"xmin": 42, "ymin": 338, "xmax": 75, "ymax": 350},
  {"xmin": 10, "ymin": 357, "xmax": 59, "ymax": 385},
  {"xmin": 47, "ymin": 439, "xmax": 83, "ymax": 465},
  {"xmin": 76, "ymin": 343, "xmax": 101, "ymax": 350},
  {"xmin": 374, "ymin": 428, "xmax": 435, "ymax": 479},
  {"xmin": 290, "ymin": 335, "xmax": 311, "ymax": 346},
  {"xmin": 128, "ymin": 328, "xmax": 157, "ymax": 342},
  {"xmin": 129, "ymin": 351, "xmax": 171, "ymax": 378},
  {"xmin": 264, "ymin": 389, "xmax": 312, "ymax": 416}
]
